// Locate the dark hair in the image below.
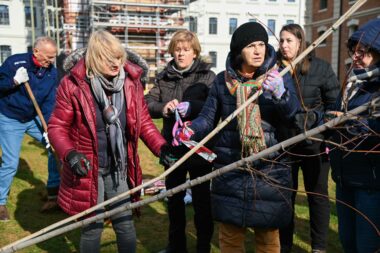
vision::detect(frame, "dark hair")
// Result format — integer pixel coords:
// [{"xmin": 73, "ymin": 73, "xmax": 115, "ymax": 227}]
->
[
  {"xmin": 346, "ymin": 39, "xmax": 375, "ymax": 56},
  {"xmin": 278, "ymin": 23, "xmax": 310, "ymax": 75},
  {"xmin": 230, "ymin": 52, "xmax": 244, "ymax": 71}
]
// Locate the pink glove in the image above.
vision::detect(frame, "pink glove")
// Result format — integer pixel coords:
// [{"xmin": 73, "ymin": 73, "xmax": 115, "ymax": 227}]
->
[
  {"xmin": 176, "ymin": 102, "xmax": 190, "ymax": 118},
  {"xmin": 262, "ymin": 70, "xmax": 285, "ymax": 99},
  {"xmin": 172, "ymin": 121, "xmax": 194, "ymax": 146}
]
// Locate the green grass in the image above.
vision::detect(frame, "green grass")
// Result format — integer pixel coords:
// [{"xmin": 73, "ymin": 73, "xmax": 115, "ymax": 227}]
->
[{"xmin": 0, "ymin": 119, "xmax": 343, "ymax": 252}]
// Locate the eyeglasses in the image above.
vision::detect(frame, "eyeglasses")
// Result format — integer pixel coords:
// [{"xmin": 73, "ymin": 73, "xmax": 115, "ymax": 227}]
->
[{"xmin": 347, "ymin": 46, "xmax": 369, "ymax": 58}]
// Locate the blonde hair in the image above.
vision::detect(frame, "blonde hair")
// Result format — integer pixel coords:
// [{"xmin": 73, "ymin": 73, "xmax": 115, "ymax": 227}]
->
[
  {"xmin": 168, "ymin": 30, "xmax": 201, "ymax": 57},
  {"xmin": 85, "ymin": 30, "xmax": 127, "ymax": 77}
]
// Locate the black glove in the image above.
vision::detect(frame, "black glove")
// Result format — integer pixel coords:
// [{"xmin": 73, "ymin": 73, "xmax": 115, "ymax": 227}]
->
[
  {"xmin": 294, "ymin": 111, "xmax": 318, "ymax": 132},
  {"xmin": 66, "ymin": 150, "xmax": 92, "ymax": 177},
  {"xmin": 159, "ymin": 145, "xmax": 178, "ymax": 168}
]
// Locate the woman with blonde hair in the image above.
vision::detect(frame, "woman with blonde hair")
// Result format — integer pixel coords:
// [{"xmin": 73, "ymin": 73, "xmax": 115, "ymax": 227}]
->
[
  {"xmin": 145, "ymin": 29, "xmax": 215, "ymax": 253},
  {"xmin": 48, "ymin": 30, "xmax": 168, "ymax": 253}
]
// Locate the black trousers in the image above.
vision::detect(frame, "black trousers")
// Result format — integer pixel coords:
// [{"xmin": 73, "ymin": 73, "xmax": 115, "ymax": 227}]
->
[
  {"xmin": 280, "ymin": 145, "xmax": 330, "ymax": 252},
  {"xmin": 165, "ymin": 155, "xmax": 214, "ymax": 253}
]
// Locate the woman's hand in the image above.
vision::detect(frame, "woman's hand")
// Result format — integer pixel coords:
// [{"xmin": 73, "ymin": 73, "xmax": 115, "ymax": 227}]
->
[
  {"xmin": 66, "ymin": 150, "xmax": 92, "ymax": 177},
  {"xmin": 162, "ymin": 99, "xmax": 179, "ymax": 118},
  {"xmin": 176, "ymin": 102, "xmax": 191, "ymax": 118},
  {"xmin": 262, "ymin": 70, "xmax": 286, "ymax": 99},
  {"xmin": 324, "ymin": 111, "xmax": 343, "ymax": 122}
]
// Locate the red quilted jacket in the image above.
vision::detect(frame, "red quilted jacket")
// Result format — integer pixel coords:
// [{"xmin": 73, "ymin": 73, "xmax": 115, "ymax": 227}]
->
[{"xmin": 48, "ymin": 59, "xmax": 166, "ymax": 215}]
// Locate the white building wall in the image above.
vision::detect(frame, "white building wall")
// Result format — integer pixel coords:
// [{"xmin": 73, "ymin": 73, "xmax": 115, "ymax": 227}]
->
[
  {"xmin": 0, "ymin": 0, "xmax": 43, "ymax": 58},
  {"xmin": 188, "ymin": 0, "xmax": 305, "ymax": 74}
]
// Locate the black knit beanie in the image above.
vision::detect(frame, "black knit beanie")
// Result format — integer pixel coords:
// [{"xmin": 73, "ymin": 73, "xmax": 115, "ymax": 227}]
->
[{"xmin": 230, "ymin": 22, "xmax": 268, "ymax": 56}]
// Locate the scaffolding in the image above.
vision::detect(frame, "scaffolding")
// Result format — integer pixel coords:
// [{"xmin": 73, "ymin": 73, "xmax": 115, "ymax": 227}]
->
[
  {"xmin": 60, "ymin": 0, "xmax": 188, "ymax": 81},
  {"xmin": 62, "ymin": 0, "xmax": 90, "ymax": 52},
  {"xmin": 43, "ymin": 0, "xmax": 62, "ymax": 51}
]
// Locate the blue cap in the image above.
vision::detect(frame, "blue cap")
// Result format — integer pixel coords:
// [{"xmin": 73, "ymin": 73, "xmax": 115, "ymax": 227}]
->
[{"xmin": 349, "ymin": 18, "xmax": 380, "ymax": 53}]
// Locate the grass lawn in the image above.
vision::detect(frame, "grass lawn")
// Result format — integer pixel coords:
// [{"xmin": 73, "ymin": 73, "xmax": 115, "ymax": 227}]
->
[{"xmin": 0, "ymin": 119, "xmax": 343, "ymax": 252}]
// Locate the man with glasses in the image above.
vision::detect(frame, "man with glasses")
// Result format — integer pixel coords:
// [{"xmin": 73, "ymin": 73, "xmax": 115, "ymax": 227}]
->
[{"xmin": 0, "ymin": 37, "xmax": 61, "ymax": 221}]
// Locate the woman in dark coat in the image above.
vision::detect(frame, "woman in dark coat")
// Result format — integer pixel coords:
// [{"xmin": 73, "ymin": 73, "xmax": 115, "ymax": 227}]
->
[
  {"xmin": 327, "ymin": 18, "xmax": 380, "ymax": 253},
  {"xmin": 48, "ymin": 30, "xmax": 167, "ymax": 253},
  {"xmin": 145, "ymin": 30, "xmax": 215, "ymax": 253},
  {"xmin": 174, "ymin": 22, "xmax": 300, "ymax": 253},
  {"xmin": 277, "ymin": 24, "xmax": 340, "ymax": 253}
]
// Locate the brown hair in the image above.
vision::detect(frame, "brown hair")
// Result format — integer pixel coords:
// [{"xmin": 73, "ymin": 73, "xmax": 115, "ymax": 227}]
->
[
  {"xmin": 278, "ymin": 23, "xmax": 310, "ymax": 75},
  {"xmin": 168, "ymin": 30, "xmax": 201, "ymax": 57},
  {"xmin": 85, "ymin": 30, "xmax": 127, "ymax": 77}
]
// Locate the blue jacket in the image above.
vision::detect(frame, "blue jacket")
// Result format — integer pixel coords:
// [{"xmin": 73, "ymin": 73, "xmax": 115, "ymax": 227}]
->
[
  {"xmin": 329, "ymin": 62, "xmax": 380, "ymax": 190},
  {"xmin": 189, "ymin": 45, "xmax": 300, "ymax": 228},
  {"xmin": 0, "ymin": 53, "xmax": 58, "ymax": 122}
]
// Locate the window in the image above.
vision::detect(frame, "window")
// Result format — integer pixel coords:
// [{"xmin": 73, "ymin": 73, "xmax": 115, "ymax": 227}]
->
[
  {"xmin": 347, "ymin": 19, "xmax": 359, "ymax": 37},
  {"xmin": 229, "ymin": 18, "xmax": 237, "ymax": 35},
  {"xmin": 318, "ymin": 31, "xmax": 327, "ymax": 46},
  {"xmin": 189, "ymin": 16, "xmax": 197, "ymax": 33},
  {"xmin": 209, "ymin": 51, "xmax": 217, "ymax": 68},
  {"xmin": 286, "ymin": 19, "xmax": 294, "ymax": 24},
  {"xmin": 317, "ymin": 25, "xmax": 327, "ymax": 46},
  {"xmin": 288, "ymin": 0, "xmax": 295, "ymax": 2},
  {"xmin": 209, "ymin": 17, "xmax": 217, "ymax": 35},
  {"xmin": 267, "ymin": 19, "xmax": 276, "ymax": 36},
  {"xmin": 348, "ymin": 25, "xmax": 358, "ymax": 37},
  {"xmin": 25, "ymin": 6, "xmax": 37, "ymax": 27},
  {"xmin": 249, "ymin": 18, "xmax": 257, "ymax": 23},
  {"xmin": 0, "ymin": 5, "xmax": 9, "ymax": 25},
  {"xmin": 0, "ymin": 45, "xmax": 11, "ymax": 64},
  {"xmin": 320, "ymin": 0, "xmax": 327, "ymax": 10}
]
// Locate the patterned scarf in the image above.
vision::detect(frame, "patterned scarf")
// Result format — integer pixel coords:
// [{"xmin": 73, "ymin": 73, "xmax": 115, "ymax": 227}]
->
[
  {"xmin": 342, "ymin": 65, "xmax": 380, "ymax": 110},
  {"xmin": 225, "ymin": 71, "xmax": 267, "ymax": 157},
  {"xmin": 90, "ymin": 68, "xmax": 127, "ymax": 179}
]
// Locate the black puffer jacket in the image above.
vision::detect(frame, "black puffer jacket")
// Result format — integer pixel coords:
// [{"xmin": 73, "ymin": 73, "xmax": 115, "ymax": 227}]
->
[
  {"xmin": 190, "ymin": 46, "xmax": 301, "ymax": 228},
  {"xmin": 282, "ymin": 56, "xmax": 340, "ymax": 151},
  {"xmin": 295, "ymin": 56, "xmax": 339, "ymax": 113},
  {"xmin": 145, "ymin": 58, "xmax": 215, "ymax": 143}
]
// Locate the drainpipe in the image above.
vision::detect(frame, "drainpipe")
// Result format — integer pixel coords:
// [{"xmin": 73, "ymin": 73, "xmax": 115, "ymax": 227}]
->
[
  {"xmin": 337, "ymin": 0, "xmax": 343, "ymax": 81},
  {"xmin": 30, "ymin": 0, "xmax": 35, "ymax": 46},
  {"xmin": 54, "ymin": 0, "xmax": 60, "ymax": 51}
]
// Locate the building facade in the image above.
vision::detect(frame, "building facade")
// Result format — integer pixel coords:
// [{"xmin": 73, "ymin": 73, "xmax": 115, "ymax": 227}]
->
[
  {"xmin": 187, "ymin": 0, "xmax": 305, "ymax": 74},
  {"xmin": 0, "ymin": 0, "xmax": 46, "ymax": 64},
  {"xmin": 1, "ymin": 0, "xmax": 307, "ymax": 81},
  {"xmin": 304, "ymin": 0, "xmax": 380, "ymax": 82},
  {"xmin": 60, "ymin": 0, "xmax": 189, "ymax": 82}
]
